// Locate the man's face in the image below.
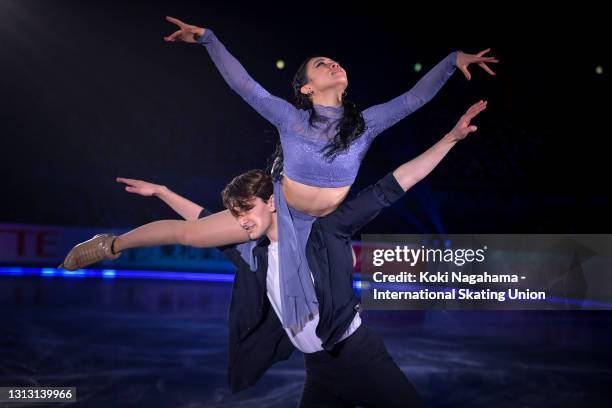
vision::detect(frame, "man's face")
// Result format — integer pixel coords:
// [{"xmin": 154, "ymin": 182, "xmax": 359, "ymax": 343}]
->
[{"xmin": 234, "ymin": 196, "xmax": 275, "ymax": 240}]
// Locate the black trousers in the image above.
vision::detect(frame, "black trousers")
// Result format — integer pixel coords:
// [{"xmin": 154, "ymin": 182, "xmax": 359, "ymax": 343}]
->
[{"xmin": 298, "ymin": 325, "xmax": 425, "ymax": 408}]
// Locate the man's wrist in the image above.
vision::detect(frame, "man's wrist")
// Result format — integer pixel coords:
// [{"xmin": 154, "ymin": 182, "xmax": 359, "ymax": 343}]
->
[
  {"xmin": 154, "ymin": 185, "xmax": 169, "ymax": 197},
  {"xmin": 442, "ymin": 132, "xmax": 459, "ymax": 144}
]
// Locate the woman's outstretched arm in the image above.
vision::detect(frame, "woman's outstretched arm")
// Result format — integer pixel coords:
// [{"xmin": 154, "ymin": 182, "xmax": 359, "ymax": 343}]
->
[
  {"xmin": 164, "ymin": 16, "xmax": 299, "ymax": 130},
  {"xmin": 362, "ymin": 50, "xmax": 497, "ymax": 137}
]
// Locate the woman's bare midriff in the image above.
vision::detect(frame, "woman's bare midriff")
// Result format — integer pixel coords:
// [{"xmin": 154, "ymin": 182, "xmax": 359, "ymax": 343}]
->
[{"xmin": 282, "ymin": 175, "xmax": 351, "ymax": 217}]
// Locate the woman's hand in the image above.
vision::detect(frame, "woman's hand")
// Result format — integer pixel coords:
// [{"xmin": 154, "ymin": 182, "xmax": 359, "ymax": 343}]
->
[
  {"xmin": 163, "ymin": 16, "xmax": 206, "ymax": 43},
  {"xmin": 456, "ymin": 49, "xmax": 499, "ymax": 80}
]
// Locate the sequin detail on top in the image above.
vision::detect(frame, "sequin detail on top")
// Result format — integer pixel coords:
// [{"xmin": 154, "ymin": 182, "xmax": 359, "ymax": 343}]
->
[{"xmin": 199, "ymin": 30, "xmax": 458, "ymax": 187}]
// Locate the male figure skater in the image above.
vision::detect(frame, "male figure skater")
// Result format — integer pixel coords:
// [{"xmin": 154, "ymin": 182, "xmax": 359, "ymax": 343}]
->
[{"xmin": 62, "ymin": 101, "xmax": 487, "ymax": 406}]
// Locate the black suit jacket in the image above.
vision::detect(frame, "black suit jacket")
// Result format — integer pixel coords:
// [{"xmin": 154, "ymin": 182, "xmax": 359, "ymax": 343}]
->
[{"xmin": 202, "ymin": 172, "xmax": 406, "ymax": 392}]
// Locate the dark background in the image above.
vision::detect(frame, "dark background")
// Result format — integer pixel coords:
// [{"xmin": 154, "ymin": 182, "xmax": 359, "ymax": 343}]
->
[{"xmin": 2, "ymin": 0, "xmax": 609, "ymax": 233}]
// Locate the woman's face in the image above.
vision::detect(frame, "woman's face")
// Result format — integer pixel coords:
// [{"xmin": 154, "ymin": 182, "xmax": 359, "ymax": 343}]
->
[{"xmin": 301, "ymin": 56, "xmax": 348, "ymax": 96}]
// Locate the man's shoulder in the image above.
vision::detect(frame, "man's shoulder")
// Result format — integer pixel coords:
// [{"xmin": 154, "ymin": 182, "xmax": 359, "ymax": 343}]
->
[
  {"xmin": 315, "ymin": 172, "xmax": 404, "ymax": 237},
  {"xmin": 329, "ymin": 173, "xmax": 403, "ymax": 216}
]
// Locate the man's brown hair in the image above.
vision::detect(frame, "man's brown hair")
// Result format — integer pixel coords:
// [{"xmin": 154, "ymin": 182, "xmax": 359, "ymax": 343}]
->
[{"xmin": 221, "ymin": 169, "xmax": 273, "ymax": 216}]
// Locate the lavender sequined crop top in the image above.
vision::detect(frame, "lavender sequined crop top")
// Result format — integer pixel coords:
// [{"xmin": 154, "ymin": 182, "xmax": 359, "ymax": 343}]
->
[{"xmin": 199, "ymin": 30, "xmax": 457, "ymax": 188}]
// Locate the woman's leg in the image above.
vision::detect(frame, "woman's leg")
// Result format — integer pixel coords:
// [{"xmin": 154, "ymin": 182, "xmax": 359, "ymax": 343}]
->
[
  {"xmin": 114, "ymin": 209, "xmax": 248, "ymax": 251},
  {"xmin": 61, "ymin": 210, "xmax": 249, "ymax": 270}
]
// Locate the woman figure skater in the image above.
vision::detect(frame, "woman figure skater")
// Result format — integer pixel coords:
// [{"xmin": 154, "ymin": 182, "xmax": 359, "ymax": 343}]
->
[{"xmin": 61, "ymin": 17, "xmax": 496, "ymax": 272}]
